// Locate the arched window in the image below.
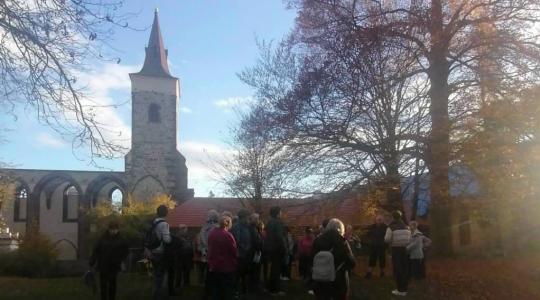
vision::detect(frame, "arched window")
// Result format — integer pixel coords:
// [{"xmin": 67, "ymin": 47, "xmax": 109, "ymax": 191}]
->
[
  {"xmin": 14, "ymin": 188, "xmax": 28, "ymax": 222},
  {"xmin": 109, "ymin": 187, "xmax": 124, "ymax": 212},
  {"xmin": 63, "ymin": 185, "xmax": 79, "ymax": 222},
  {"xmin": 148, "ymin": 103, "xmax": 161, "ymax": 123}
]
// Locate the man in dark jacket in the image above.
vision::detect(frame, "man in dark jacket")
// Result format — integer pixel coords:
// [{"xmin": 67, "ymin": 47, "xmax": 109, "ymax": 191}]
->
[
  {"xmin": 312, "ymin": 218, "xmax": 356, "ymax": 300},
  {"xmin": 176, "ymin": 224, "xmax": 194, "ymax": 288},
  {"xmin": 365, "ymin": 215, "xmax": 388, "ymax": 278},
  {"xmin": 230, "ymin": 209, "xmax": 253, "ymax": 295},
  {"xmin": 90, "ymin": 221, "xmax": 129, "ymax": 300},
  {"xmin": 264, "ymin": 206, "xmax": 287, "ymax": 296},
  {"xmin": 248, "ymin": 213, "xmax": 263, "ymax": 293}
]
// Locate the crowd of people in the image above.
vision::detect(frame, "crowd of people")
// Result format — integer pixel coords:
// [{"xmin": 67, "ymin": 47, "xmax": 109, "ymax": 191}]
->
[{"xmin": 88, "ymin": 204, "xmax": 432, "ymax": 299}]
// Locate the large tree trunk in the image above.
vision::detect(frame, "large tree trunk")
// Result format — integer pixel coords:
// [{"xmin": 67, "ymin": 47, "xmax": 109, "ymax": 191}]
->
[
  {"xmin": 411, "ymin": 154, "xmax": 420, "ymax": 221},
  {"xmin": 428, "ymin": 0, "xmax": 453, "ymax": 255},
  {"xmin": 385, "ymin": 160, "xmax": 403, "ymax": 213},
  {"xmin": 253, "ymin": 179, "xmax": 263, "ymax": 214}
]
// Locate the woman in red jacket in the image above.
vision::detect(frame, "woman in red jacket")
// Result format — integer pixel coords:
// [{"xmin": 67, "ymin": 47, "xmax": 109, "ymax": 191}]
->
[{"xmin": 207, "ymin": 215, "xmax": 237, "ymax": 300}]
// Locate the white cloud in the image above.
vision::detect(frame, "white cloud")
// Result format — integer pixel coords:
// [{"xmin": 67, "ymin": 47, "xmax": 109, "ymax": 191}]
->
[
  {"xmin": 179, "ymin": 106, "xmax": 193, "ymax": 114},
  {"xmin": 36, "ymin": 132, "xmax": 67, "ymax": 149},
  {"xmin": 75, "ymin": 63, "xmax": 138, "ymax": 153},
  {"xmin": 178, "ymin": 141, "xmax": 235, "ymax": 196},
  {"xmin": 214, "ymin": 96, "xmax": 253, "ymax": 111}
]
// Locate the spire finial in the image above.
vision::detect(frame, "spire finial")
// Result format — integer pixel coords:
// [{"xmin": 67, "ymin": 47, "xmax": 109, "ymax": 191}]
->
[{"xmin": 155, "ymin": 7, "xmax": 159, "ymax": 14}]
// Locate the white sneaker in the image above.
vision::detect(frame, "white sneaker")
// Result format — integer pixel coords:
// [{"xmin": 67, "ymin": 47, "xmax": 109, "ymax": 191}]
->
[
  {"xmin": 308, "ymin": 290, "xmax": 314, "ymax": 295},
  {"xmin": 391, "ymin": 290, "xmax": 408, "ymax": 296}
]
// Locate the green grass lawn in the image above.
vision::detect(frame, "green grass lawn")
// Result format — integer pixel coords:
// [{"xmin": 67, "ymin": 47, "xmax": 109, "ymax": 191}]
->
[
  {"xmin": 0, "ymin": 272, "xmax": 424, "ymax": 300},
  {"xmin": 2, "ymin": 253, "xmax": 539, "ymax": 299}
]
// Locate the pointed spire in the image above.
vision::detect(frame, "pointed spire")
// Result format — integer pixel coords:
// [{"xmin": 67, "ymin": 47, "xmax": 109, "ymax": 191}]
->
[{"xmin": 137, "ymin": 10, "xmax": 173, "ymax": 78}]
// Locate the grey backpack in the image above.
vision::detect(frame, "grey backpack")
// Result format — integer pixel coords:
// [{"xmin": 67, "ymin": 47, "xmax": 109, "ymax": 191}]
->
[{"xmin": 312, "ymin": 248, "xmax": 344, "ymax": 282}]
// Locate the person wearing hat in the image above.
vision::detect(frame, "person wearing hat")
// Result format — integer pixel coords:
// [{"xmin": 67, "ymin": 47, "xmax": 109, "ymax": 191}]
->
[
  {"xmin": 89, "ymin": 221, "xmax": 129, "ymax": 300},
  {"xmin": 384, "ymin": 210, "xmax": 411, "ymax": 297}
]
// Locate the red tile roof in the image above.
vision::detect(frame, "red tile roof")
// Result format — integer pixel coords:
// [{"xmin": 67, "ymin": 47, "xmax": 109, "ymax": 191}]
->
[{"xmin": 167, "ymin": 196, "xmax": 363, "ymax": 228}]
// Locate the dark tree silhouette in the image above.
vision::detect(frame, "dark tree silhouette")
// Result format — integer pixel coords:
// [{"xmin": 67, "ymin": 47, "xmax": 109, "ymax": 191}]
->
[
  {"xmin": 277, "ymin": 0, "xmax": 540, "ymax": 253},
  {"xmin": 0, "ymin": 0, "xmax": 134, "ymax": 160}
]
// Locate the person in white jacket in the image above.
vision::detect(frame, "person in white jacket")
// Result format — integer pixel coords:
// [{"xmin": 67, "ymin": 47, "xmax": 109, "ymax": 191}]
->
[
  {"xmin": 407, "ymin": 221, "xmax": 431, "ymax": 279},
  {"xmin": 384, "ymin": 210, "xmax": 411, "ymax": 297}
]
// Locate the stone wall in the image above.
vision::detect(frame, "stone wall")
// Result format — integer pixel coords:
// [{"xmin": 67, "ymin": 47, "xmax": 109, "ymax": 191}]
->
[{"xmin": 0, "ymin": 169, "xmax": 126, "ymax": 260}]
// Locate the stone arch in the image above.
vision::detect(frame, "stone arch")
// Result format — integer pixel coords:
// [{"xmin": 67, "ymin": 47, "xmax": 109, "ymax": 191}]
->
[
  {"xmin": 132, "ymin": 175, "xmax": 166, "ymax": 202},
  {"xmin": 32, "ymin": 172, "xmax": 82, "ymax": 260},
  {"xmin": 53, "ymin": 238, "xmax": 78, "ymax": 261},
  {"xmin": 85, "ymin": 175, "xmax": 127, "ymax": 208},
  {"xmin": 33, "ymin": 172, "xmax": 84, "ymax": 210}
]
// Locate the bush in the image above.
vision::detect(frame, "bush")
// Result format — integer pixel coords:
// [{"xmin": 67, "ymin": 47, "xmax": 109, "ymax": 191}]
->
[
  {"xmin": 0, "ymin": 230, "xmax": 58, "ymax": 277},
  {"xmin": 87, "ymin": 193, "xmax": 176, "ymax": 251}
]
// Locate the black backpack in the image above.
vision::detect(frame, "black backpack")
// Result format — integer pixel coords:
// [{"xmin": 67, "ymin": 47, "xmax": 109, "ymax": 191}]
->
[{"xmin": 144, "ymin": 219, "xmax": 166, "ymax": 250}]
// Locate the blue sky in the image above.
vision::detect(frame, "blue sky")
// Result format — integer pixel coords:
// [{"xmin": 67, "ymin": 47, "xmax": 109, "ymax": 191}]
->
[{"xmin": 0, "ymin": 1, "xmax": 296, "ymax": 196}]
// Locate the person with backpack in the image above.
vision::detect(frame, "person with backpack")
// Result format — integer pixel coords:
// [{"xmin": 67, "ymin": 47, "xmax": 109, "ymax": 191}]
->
[
  {"xmin": 207, "ymin": 215, "xmax": 238, "ymax": 300},
  {"xmin": 144, "ymin": 205, "xmax": 172, "ymax": 300},
  {"xmin": 311, "ymin": 218, "xmax": 356, "ymax": 300},
  {"xmin": 230, "ymin": 209, "xmax": 253, "ymax": 296},
  {"xmin": 264, "ymin": 206, "xmax": 287, "ymax": 296},
  {"xmin": 385, "ymin": 210, "xmax": 411, "ymax": 297},
  {"xmin": 89, "ymin": 221, "xmax": 129, "ymax": 300},
  {"xmin": 365, "ymin": 215, "xmax": 388, "ymax": 278},
  {"xmin": 407, "ymin": 221, "xmax": 431, "ymax": 280}
]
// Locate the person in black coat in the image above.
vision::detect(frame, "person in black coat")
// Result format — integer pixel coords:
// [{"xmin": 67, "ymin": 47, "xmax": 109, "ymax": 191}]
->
[
  {"xmin": 365, "ymin": 215, "xmax": 388, "ymax": 278},
  {"xmin": 90, "ymin": 221, "xmax": 129, "ymax": 300},
  {"xmin": 248, "ymin": 213, "xmax": 264, "ymax": 293},
  {"xmin": 175, "ymin": 224, "xmax": 194, "ymax": 288},
  {"xmin": 264, "ymin": 206, "xmax": 287, "ymax": 296},
  {"xmin": 312, "ymin": 218, "xmax": 356, "ymax": 300}
]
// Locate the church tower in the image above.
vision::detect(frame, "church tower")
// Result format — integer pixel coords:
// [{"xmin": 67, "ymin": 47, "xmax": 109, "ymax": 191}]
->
[{"xmin": 125, "ymin": 10, "xmax": 193, "ymax": 202}]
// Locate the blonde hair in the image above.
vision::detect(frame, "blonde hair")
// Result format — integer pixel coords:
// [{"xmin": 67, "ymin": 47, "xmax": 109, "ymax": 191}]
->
[
  {"xmin": 326, "ymin": 218, "xmax": 345, "ymax": 236},
  {"xmin": 219, "ymin": 215, "xmax": 232, "ymax": 229}
]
